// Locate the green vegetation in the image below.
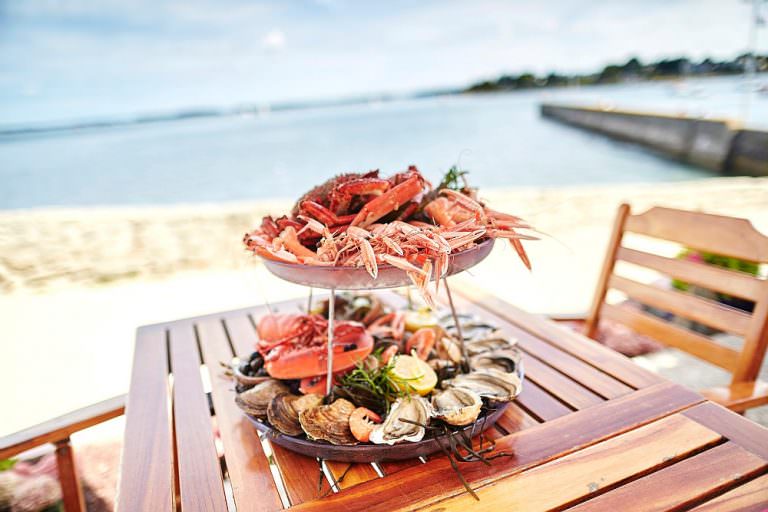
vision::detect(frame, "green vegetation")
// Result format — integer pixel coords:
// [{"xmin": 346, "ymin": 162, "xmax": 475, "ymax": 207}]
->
[
  {"xmin": 672, "ymin": 250, "xmax": 759, "ymax": 309},
  {"xmin": 334, "ymin": 356, "xmax": 415, "ymax": 414},
  {"xmin": 465, "ymin": 53, "xmax": 768, "ymax": 93}
]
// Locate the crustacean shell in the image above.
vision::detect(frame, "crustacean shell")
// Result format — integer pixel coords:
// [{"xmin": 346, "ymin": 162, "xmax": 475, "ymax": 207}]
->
[
  {"xmin": 369, "ymin": 395, "xmax": 431, "ymax": 445},
  {"xmin": 299, "ymin": 398, "xmax": 357, "ymax": 445},
  {"xmin": 431, "ymin": 387, "xmax": 482, "ymax": 426},
  {"xmin": 235, "ymin": 379, "xmax": 290, "ymax": 419},
  {"xmin": 267, "ymin": 393, "xmax": 324, "ymax": 436},
  {"xmin": 442, "ymin": 368, "xmax": 522, "ymax": 402},
  {"xmin": 470, "ymin": 349, "xmax": 521, "ymax": 374}
]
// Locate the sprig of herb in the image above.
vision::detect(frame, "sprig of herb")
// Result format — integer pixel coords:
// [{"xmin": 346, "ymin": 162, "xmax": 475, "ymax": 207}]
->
[
  {"xmin": 335, "ymin": 358, "xmax": 416, "ymax": 414},
  {"xmin": 437, "ymin": 165, "xmax": 469, "ymax": 191}
]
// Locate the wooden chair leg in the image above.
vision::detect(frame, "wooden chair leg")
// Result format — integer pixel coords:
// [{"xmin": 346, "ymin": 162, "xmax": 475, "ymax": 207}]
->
[{"xmin": 54, "ymin": 437, "xmax": 86, "ymax": 512}]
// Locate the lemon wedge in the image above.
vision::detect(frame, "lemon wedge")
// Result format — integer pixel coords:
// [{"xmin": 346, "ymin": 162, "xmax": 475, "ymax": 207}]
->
[
  {"xmin": 404, "ymin": 309, "xmax": 438, "ymax": 333},
  {"xmin": 391, "ymin": 355, "xmax": 437, "ymax": 396}
]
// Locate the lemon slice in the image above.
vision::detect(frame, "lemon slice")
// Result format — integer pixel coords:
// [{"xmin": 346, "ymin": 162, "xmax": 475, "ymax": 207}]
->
[
  {"xmin": 404, "ymin": 309, "xmax": 438, "ymax": 333},
  {"xmin": 391, "ymin": 355, "xmax": 437, "ymax": 396}
]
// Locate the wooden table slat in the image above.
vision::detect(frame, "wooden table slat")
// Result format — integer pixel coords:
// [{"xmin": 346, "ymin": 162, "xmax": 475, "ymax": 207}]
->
[
  {"xmin": 415, "ymin": 413, "xmax": 723, "ymax": 512},
  {"xmin": 289, "ymin": 381, "xmax": 703, "ymax": 512},
  {"xmin": 324, "ymin": 460, "xmax": 381, "ymax": 490},
  {"xmin": 690, "ymin": 473, "xmax": 768, "ymax": 512},
  {"xmin": 453, "ymin": 281, "xmax": 662, "ymax": 388},
  {"xmin": 682, "ymin": 401, "xmax": 768, "ymax": 460},
  {"xmin": 514, "ymin": 379, "xmax": 573, "ymax": 421},
  {"xmin": 196, "ymin": 318, "xmax": 284, "ymax": 512},
  {"xmin": 377, "ymin": 457, "xmax": 425, "ymax": 476},
  {"xmin": 522, "ymin": 354, "xmax": 604, "ymax": 410},
  {"xmin": 168, "ymin": 323, "xmax": 228, "ymax": 511},
  {"xmin": 567, "ymin": 442, "xmax": 768, "ymax": 511},
  {"xmin": 494, "ymin": 402, "xmax": 540, "ymax": 435},
  {"xmin": 117, "ymin": 326, "xmax": 174, "ymax": 512}
]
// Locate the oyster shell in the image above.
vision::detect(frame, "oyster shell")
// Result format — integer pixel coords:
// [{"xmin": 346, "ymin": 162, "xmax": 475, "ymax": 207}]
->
[
  {"xmin": 267, "ymin": 393, "xmax": 324, "ymax": 436},
  {"xmin": 442, "ymin": 368, "xmax": 522, "ymax": 402},
  {"xmin": 465, "ymin": 335, "xmax": 516, "ymax": 356},
  {"xmin": 470, "ymin": 349, "xmax": 521, "ymax": 374},
  {"xmin": 369, "ymin": 396, "xmax": 431, "ymax": 445},
  {"xmin": 435, "ymin": 334, "xmax": 463, "ymax": 363},
  {"xmin": 235, "ymin": 379, "xmax": 290, "ymax": 419},
  {"xmin": 431, "ymin": 387, "xmax": 482, "ymax": 426},
  {"xmin": 299, "ymin": 398, "xmax": 357, "ymax": 445},
  {"xmin": 439, "ymin": 313, "xmax": 497, "ymax": 341}
]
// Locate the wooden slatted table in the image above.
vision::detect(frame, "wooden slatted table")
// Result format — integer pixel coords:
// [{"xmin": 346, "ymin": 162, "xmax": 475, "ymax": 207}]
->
[{"xmin": 116, "ymin": 289, "xmax": 768, "ymax": 511}]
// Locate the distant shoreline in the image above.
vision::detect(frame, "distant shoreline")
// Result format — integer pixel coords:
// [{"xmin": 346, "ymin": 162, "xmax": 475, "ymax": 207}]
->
[{"xmin": 3, "ymin": 71, "xmax": 765, "ymax": 140}]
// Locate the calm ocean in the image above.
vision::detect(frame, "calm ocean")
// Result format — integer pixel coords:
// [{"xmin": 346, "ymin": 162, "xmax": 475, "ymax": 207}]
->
[{"xmin": 1, "ymin": 75, "xmax": 765, "ymax": 210}]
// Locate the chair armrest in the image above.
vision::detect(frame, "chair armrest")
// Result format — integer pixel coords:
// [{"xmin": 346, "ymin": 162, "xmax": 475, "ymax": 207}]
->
[
  {"xmin": 0, "ymin": 394, "xmax": 125, "ymax": 459},
  {"xmin": 701, "ymin": 381, "xmax": 768, "ymax": 413}
]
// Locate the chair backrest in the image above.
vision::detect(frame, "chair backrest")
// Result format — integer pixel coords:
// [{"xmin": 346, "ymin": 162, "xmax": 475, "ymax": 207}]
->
[{"xmin": 585, "ymin": 204, "xmax": 768, "ymax": 384}]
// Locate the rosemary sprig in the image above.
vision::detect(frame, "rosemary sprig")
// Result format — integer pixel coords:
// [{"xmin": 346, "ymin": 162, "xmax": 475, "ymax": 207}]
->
[{"xmin": 336, "ymin": 357, "xmax": 416, "ymax": 413}]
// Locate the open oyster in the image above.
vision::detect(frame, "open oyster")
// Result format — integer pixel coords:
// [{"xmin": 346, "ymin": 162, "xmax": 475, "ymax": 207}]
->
[
  {"xmin": 299, "ymin": 398, "xmax": 357, "ymax": 445},
  {"xmin": 431, "ymin": 387, "xmax": 482, "ymax": 426},
  {"xmin": 267, "ymin": 393, "xmax": 324, "ymax": 436},
  {"xmin": 369, "ymin": 396, "xmax": 431, "ymax": 445},
  {"xmin": 442, "ymin": 368, "xmax": 522, "ymax": 402},
  {"xmin": 465, "ymin": 335, "xmax": 516, "ymax": 356},
  {"xmin": 470, "ymin": 349, "xmax": 521, "ymax": 374},
  {"xmin": 235, "ymin": 379, "xmax": 290, "ymax": 419}
]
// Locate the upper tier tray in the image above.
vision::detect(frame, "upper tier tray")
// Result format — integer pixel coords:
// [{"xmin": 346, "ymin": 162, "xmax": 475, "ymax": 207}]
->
[{"xmin": 261, "ymin": 238, "xmax": 494, "ymax": 289}]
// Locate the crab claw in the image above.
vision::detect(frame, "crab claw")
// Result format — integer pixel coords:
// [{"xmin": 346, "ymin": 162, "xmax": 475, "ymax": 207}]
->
[{"xmin": 351, "ymin": 174, "xmax": 426, "ymax": 228}]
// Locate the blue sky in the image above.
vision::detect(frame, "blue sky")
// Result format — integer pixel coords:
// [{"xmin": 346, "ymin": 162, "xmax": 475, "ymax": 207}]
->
[{"xmin": 0, "ymin": 0, "xmax": 760, "ymax": 125}]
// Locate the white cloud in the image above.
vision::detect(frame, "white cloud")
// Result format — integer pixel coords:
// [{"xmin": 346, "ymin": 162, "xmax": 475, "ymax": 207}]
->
[{"xmin": 262, "ymin": 29, "xmax": 286, "ymax": 51}]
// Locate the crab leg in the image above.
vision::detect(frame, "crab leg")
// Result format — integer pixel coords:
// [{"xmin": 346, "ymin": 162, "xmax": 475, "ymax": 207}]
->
[
  {"xmin": 280, "ymin": 226, "xmax": 318, "ymax": 261},
  {"xmin": 351, "ymin": 174, "xmax": 425, "ymax": 228},
  {"xmin": 301, "ymin": 200, "xmax": 357, "ymax": 227}
]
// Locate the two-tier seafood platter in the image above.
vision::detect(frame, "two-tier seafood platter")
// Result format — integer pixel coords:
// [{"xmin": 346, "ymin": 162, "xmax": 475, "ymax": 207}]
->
[{"xmin": 233, "ymin": 166, "xmax": 535, "ymax": 464}]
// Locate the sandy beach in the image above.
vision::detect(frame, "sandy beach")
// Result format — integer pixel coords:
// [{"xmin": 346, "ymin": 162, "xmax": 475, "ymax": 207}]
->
[{"xmin": 2, "ymin": 176, "xmax": 768, "ymax": 436}]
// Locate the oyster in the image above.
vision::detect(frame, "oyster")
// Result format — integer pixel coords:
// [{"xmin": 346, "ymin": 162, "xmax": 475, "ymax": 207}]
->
[
  {"xmin": 470, "ymin": 349, "xmax": 521, "ymax": 374},
  {"xmin": 267, "ymin": 393, "xmax": 324, "ymax": 436},
  {"xmin": 439, "ymin": 313, "xmax": 497, "ymax": 341},
  {"xmin": 299, "ymin": 398, "xmax": 357, "ymax": 445},
  {"xmin": 435, "ymin": 334, "xmax": 463, "ymax": 363},
  {"xmin": 369, "ymin": 396, "xmax": 431, "ymax": 445},
  {"xmin": 431, "ymin": 387, "xmax": 482, "ymax": 426},
  {"xmin": 235, "ymin": 379, "xmax": 290, "ymax": 419},
  {"xmin": 443, "ymin": 368, "xmax": 522, "ymax": 402},
  {"xmin": 465, "ymin": 335, "xmax": 516, "ymax": 356}
]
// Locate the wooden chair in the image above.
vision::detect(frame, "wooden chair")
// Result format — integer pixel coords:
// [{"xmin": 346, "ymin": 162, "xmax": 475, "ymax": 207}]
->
[
  {"xmin": 0, "ymin": 395, "xmax": 125, "ymax": 512},
  {"xmin": 585, "ymin": 204, "xmax": 768, "ymax": 412}
]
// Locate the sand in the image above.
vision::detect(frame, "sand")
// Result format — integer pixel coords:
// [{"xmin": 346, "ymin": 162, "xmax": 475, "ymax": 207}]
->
[{"xmin": 2, "ymin": 176, "xmax": 767, "ymax": 437}]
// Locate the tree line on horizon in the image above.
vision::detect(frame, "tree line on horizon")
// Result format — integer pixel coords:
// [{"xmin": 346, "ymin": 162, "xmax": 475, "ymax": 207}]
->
[{"xmin": 465, "ymin": 54, "xmax": 768, "ymax": 92}]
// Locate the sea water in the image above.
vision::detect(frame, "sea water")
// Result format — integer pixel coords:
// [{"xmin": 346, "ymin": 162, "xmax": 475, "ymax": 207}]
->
[{"xmin": 1, "ymin": 74, "xmax": 765, "ymax": 210}]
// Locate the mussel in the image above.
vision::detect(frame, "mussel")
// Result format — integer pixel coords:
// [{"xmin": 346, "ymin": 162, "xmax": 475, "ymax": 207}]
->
[
  {"xmin": 369, "ymin": 396, "xmax": 431, "ymax": 445},
  {"xmin": 235, "ymin": 379, "xmax": 290, "ymax": 419},
  {"xmin": 431, "ymin": 387, "xmax": 482, "ymax": 426},
  {"xmin": 299, "ymin": 398, "xmax": 358, "ymax": 445},
  {"xmin": 267, "ymin": 393, "xmax": 324, "ymax": 436},
  {"xmin": 442, "ymin": 368, "xmax": 522, "ymax": 402}
]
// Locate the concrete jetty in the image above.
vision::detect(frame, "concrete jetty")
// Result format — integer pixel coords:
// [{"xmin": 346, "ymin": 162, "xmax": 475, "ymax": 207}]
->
[{"xmin": 540, "ymin": 104, "xmax": 768, "ymax": 176}]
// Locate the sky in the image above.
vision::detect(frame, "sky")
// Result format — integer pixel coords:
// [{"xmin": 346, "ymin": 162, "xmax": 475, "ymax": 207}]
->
[{"xmin": 0, "ymin": 0, "xmax": 760, "ymax": 126}]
